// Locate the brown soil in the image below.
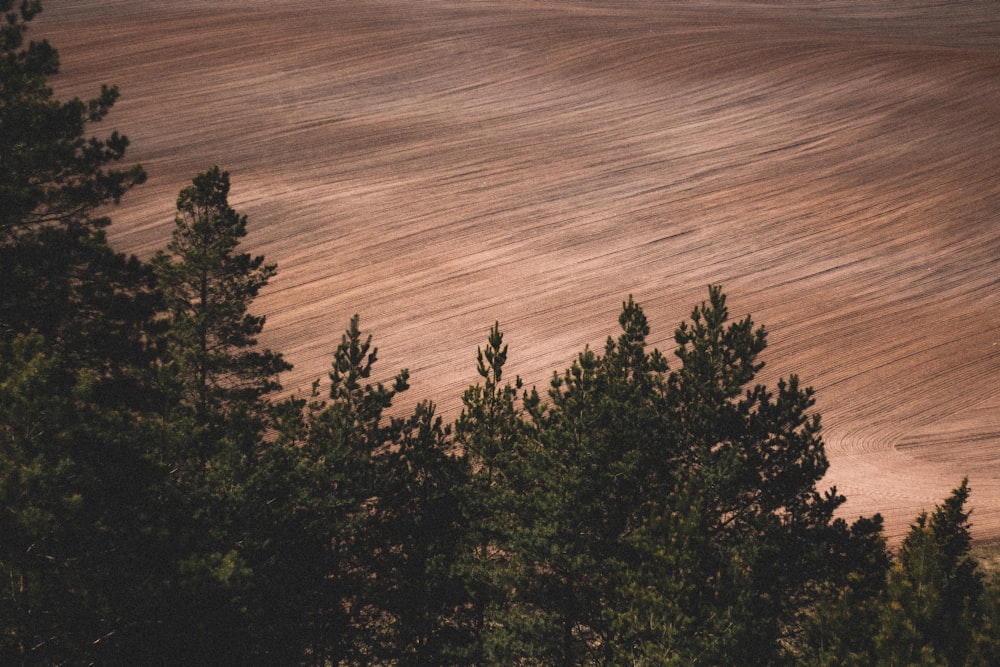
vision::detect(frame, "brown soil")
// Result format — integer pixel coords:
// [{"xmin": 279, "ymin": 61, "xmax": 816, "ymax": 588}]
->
[{"xmin": 36, "ymin": 0, "xmax": 1000, "ymax": 542}]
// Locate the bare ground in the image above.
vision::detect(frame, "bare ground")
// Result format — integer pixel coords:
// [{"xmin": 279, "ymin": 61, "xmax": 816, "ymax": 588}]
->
[{"xmin": 37, "ymin": 0, "xmax": 1000, "ymax": 542}]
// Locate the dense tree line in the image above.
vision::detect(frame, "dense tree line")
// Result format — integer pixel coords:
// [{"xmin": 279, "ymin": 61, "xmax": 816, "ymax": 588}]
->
[{"xmin": 3, "ymin": 2, "xmax": 1000, "ymax": 664}]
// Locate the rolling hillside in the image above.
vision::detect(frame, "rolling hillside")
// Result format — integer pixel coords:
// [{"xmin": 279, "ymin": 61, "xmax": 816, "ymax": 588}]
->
[{"xmin": 38, "ymin": 0, "xmax": 1000, "ymax": 541}]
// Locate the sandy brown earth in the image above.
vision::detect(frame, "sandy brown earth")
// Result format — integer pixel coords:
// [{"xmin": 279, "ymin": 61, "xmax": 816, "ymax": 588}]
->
[{"xmin": 36, "ymin": 0, "xmax": 1000, "ymax": 542}]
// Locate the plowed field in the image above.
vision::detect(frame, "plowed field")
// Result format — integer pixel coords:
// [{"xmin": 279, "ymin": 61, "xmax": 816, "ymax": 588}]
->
[{"xmin": 37, "ymin": 0, "xmax": 1000, "ymax": 541}]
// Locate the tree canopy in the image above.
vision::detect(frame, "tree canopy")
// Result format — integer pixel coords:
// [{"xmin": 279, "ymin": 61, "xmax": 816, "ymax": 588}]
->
[
  {"xmin": 2, "ymin": 2, "xmax": 1000, "ymax": 665},
  {"xmin": 152, "ymin": 166, "xmax": 290, "ymax": 420}
]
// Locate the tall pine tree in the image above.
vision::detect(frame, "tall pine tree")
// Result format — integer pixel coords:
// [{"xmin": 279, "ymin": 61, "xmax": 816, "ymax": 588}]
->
[
  {"xmin": 484, "ymin": 287, "xmax": 878, "ymax": 665},
  {"xmin": 455, "ymin": 323, "xmax": 539, "ymax": 664},
  {"xmin": 873, "ymin": 479, "xmax": 984, "ymax": 665},
  {"xmin": 153, "ymin": 166, "xmax": 289, "ymax": 423},
  {"xmin": 0, "ymin": 0, "xmax": 152, "ymax": 395}
]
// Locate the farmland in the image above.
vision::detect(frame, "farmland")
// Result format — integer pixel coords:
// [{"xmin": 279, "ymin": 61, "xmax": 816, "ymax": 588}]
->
[{"xmin": 38, "ymin": 0, "xmax": 1000, "ymax": 541}]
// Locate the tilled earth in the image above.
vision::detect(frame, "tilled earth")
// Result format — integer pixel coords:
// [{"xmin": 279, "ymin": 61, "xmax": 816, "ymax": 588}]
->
[{"xmin": 38, "ymin": 0, "xmax": 1000, "ymax": 542}]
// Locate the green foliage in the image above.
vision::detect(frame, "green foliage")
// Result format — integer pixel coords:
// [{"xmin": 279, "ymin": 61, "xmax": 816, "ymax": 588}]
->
[
  {"xmin": 0, "ymin": 226, "xmax": 161, "ymax": 398},
  {"xmin": 872, "ymin": 479, "xmax": 986, "ymax": 666},
  {"xmin": 4, "ymin": 12, "xmax": 1000, "ymax": 658},
  {"xmin": 366, "ymin": 401, "xmax": 472, "ymax": 665},
  {"xmin": 216, "ymin": 316, "xmax": 473, "ymax": 665},
  {"xmin": 0, "ymin": 334, "xmax": 184, "ymax": 664},
  {"xmin": 0, "ymin": 0, "xmax": 153, "ymax": 398},
  {"xmin": 799, "ymin": 480, "xmax": 1000, "ymax": 667},
  {"xmin": 796, "ymin": 514, "xmax": 890, "ymax": 666},
  {"xmin": 152, "ymin": 167, "xmax": 289, "ymax": 421},
  {"xmin": 509, "ymin": 297, "xmax": 671, "ymax": 664},
  {"xmin": 470, "ymin": 288, "xmax": 859, "ymax": 665},
  {"xmin": 662, "ymin": 288, "xmax": 852, "ymax": 662},
  {"xmin": 0, "ymin": 334, "xmax": 84, "ymax": 663},
  {"xmin": 0, "ymin": 0, "xmax": 145, "ymax": 240},
  {"xmin": 454, "ymin": 322, "xmax": 539, "ymax": 663}
]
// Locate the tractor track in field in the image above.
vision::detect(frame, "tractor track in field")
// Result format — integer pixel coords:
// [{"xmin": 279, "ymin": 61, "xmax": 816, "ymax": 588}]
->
[{"xmin": 38, "ymin": 0, "xmax": 1000, "ymax": 542}]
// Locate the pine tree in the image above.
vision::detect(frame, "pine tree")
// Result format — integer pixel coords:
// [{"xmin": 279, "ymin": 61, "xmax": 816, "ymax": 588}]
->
[
  {"xmin": 240, "ymin": 316, "xmax": 437, "ymax": 664},
  {"xmin": 0, "ymin": 0, "xmax": 152, "ymax": 393},
  {"xmin": 152, "ymin": 167, "xmax": 289, "ymax": 423},
  {"xmin": 660, "ymin": 286, "xmax": 848, "ymax": 663},
  {"xmin": 0, "ymin": 0, "xmax": 145, "ymax": 240},
  {"xmin": 796, "ymin": 514, "xmax": 890, "ymax": 666},
  {"xmin": 454, "ymin": 322, "xmax": 539, "ymax": 663},
  {"xmin": 139, "ymin": 168, "xmax": 293, "ymax": 662},
  {"xmin": 515, "ymin": 297, "xmax": 672, "ymax": 665},
  {"xmin": 367, "ymin": 400, "xmax": 472, "ymax": 665},
  {"xmin": 488, "ymin": 287, "xmax": 871, "ymax": 664},
  {"xmin": 874, "ymin": 479, "xmax": 984, "ymax": 666},
  {"xmin": 0, "ymin": 5, "xmax": 187, "ymax": 662},
  {"xmin": 0, "ymin": 333, "xmax": 185, "ymax": 664}
]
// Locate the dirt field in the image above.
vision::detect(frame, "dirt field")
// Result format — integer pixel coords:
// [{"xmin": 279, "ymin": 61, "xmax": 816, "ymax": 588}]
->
[{"xmin": 36, "ymin": 0, "xmax": 1000, "ymax": 542}]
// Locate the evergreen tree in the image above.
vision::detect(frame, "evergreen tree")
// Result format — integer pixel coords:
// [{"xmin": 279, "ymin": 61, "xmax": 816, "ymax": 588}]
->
[
  {"xmin": 660, "ymin": 286, "xmax": 851, "ymax": 663},
  {"xmin": 454, "ymin": 322, "xmax": 539, "ymax": 664},
  {"xmin": 0, "ymin": 0, "xmax": 145, "ymax": 240},
  {"xmin": 0, "ymin": 334, "xmax": 100, "ymax": 663},
  {"xmin": 970, "ymin": 572, "xmax": 1000, "ymax": 666},
  {"xmin": 517, "ymin": 297, "xmax": 671, "ymax": 665},
  {"xmin": 0, "ymin": 334, "xmax": 183, "ymax": 665},
  {"xmin": 800, "ymin": 481, "xmax": 1000, "ymax": 667},
  {"xmin": 0, "ymin": 0, "xmax": 152, "ymax": 393},
  {"xmin": 367, "ymin": 400, "xmax": 472, "ymax": 665},
  {"xmin": 611, "ymin": 481, "xmax": 725, "ymax": 666},
  {"xmin": 487, "ymin": 287, "xmax": 875, "ymax": 664},
  {"xmin": 795, "ymin": 514, "xmax": 890, "ymax": 665},
  {"xmin": 140, "ymin": 168, "xmax": 293, "ymax": 662},
  {"xmin": 873, "ymin": 479, "xmax": 985, "ymax": 666},
  {"xmin": 307, "ymin": 314, "xmax": 412, "ymax": 663},
  {"xmin": 0, "ymin": 5, "xmax": 185, "ymax": 661},
  {"xmin": 245, "ymin": 316, "xmax": 455, "ymax": 664},
  {"xmin": 152, "ymin": 166, "xmax": 289, "ymax": 424}
]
